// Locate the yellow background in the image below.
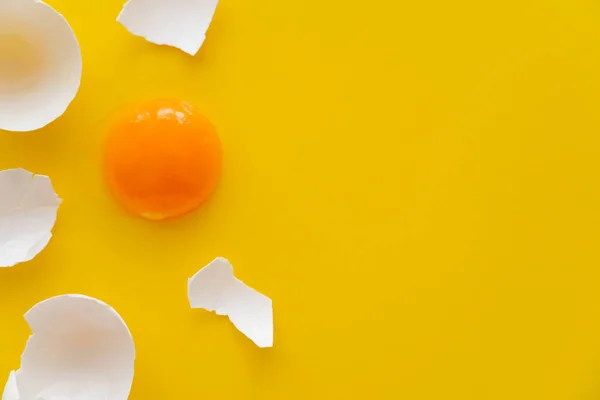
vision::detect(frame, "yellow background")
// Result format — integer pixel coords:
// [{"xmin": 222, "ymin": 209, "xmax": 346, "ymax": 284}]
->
[{"xmin": 2, "ymin": 0, "xmax": 600, "ymax": 398}]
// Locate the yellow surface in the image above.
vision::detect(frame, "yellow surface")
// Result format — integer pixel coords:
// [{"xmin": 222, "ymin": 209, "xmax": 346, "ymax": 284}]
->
[{"xmin": 2, "ymin": 0, "xmax": 600, "ymax": 398}]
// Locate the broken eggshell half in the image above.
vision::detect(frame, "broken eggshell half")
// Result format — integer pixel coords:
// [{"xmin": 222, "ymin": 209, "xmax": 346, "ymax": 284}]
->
[
  {"xmin": 188, "ymin": 257, "xmax": 274, "ymax": 348},
  {"xmin": 117, "ymin": 0, "xmax": 219, "ymax": 56},
  {"xmin": 0, "ymin": 168, "xmax": 61, "ymax": 268},
  {"xmin": 2, "ymin": 294, "xmax": 135, "ymax": 400},
  {"xmin": 0, "ymin": 0, "xmax": 82, "ymax": 132}
]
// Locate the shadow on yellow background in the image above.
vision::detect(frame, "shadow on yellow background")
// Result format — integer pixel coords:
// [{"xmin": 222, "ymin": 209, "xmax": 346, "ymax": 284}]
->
[{"xmin": 1, "ymin": 0, "xmax": 600, "ymax": 398}]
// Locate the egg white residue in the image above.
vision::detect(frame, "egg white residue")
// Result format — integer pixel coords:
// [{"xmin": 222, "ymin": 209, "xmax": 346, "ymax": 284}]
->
[
  {"xmin": 2, "ymin": 295, "xmax": 136, "ymax": 400},
  {"xmin": 0, "ymin": 0, "xmax": 82, "ymax": 132},
  {"xmin": 117, "ymin": 0, "xmax": 219, "ymax": 56}
]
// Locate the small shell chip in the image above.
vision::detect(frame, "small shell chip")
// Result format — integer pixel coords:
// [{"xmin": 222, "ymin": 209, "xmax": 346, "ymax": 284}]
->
[
  {"xmin": 188, "ymin": 257, "xmax": 274, "ymax": 348},
  {"xmin": 117, "ymin": 0, "xmax": 219, "ymax": 56}
]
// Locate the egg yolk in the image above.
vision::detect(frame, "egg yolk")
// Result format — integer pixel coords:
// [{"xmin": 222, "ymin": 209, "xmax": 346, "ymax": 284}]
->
[{"xmin": 104, "ymin": 99, "xmax": 222, "ymax": 221}]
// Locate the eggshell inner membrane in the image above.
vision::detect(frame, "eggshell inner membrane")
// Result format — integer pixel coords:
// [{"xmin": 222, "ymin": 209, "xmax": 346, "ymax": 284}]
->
[{"xmin": 0, "ymin": 0, "xmax": 81, "ymax": 132}]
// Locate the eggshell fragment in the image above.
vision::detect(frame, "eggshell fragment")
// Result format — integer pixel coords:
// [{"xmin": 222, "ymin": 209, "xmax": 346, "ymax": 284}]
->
[
  {"xmin": 188, "ymin": 257, "xmax": 274, "ymax": 348},
  {"xmin": 117, "ymin": 0, "xmax": 219, "ymax": 56},
  {"xmin": 1, "ymin": 372, "xmax": 18, "ymax": 400},
  {"xmin": 0, "ymin": 0, "xmax": 82, "ymax": 132},
  {"xmin": 0, "ymin": 168, "xmax": 61, "ymax": 268},
  {"xmin": 2, "ymin": 294, "xmax": 135, "ymax": 400}
]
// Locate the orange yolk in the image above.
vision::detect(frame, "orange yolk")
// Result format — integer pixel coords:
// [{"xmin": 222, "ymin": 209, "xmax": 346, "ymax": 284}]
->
[{"xmin": 104, "ymin": 99, "xmax": 222, "ymax": 221}]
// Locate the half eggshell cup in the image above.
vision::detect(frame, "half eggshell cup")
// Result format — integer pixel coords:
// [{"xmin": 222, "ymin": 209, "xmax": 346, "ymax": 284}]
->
[
  {"xmin": 0, "ymin": 0, "xmax": 82, "ymax": 132},
  {"xmin": 2, "ymin": 295, "xmax": 136, "ymax": 400}
]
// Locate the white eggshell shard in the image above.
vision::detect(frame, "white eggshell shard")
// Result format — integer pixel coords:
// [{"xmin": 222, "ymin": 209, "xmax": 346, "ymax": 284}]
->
[
  {"xmin": 117, "ymin": 0, "xmax": 219, "ymax": 56},
  {"xmin": 1, "ymin": 371, "xmax": 18, "ymax": 400},
  {"xmin": 0, "ymin": 168, "xmax": 61, "ymax": 267},
  {"xmin": 2, "ymin": 295, "xmax": 135, "ymax": 400},
  {"xmin": 188, "ymin": 257, "xmax": 274, "ymax": 348},
  {"xmin": 0, "ymin": 0, "xmax": 81, "ymax": 132}
]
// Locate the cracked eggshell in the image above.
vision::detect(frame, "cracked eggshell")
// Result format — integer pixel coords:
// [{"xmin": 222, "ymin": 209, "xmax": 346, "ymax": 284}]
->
[
  {"xmin": 0, "ymin": 168, "xmax": 61, "ymax": 268},
  {"xmin": 117, "ymin": 0, "xmax": 219, "ymax": 56},
  {"xmin": 188, "ymin": 257, "xmax": 274, "ymax": 348},
  {"xmin": 1, "ymin": 372, "xmax": 18, "ymax": 400},
  {"xmin": 2, "ymin": 294, "xmax": 136, "ymax": 400},
  {"xmin": 0, "ymin": 0, "xmax": 82, "ymax": 132}
]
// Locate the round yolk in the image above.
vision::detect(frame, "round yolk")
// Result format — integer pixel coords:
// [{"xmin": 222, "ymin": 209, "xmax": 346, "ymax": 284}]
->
[{"xmin": 104, "ymin": 99, "xmax": 222, "ymax": 221}]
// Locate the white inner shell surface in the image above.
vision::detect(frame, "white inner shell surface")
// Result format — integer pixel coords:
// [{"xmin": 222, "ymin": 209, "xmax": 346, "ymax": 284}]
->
[
  {"xmin": 0, "ymin": 0, "xmax": 82, "ymax": 132},
  {"xmin": 0, "ymin": 168, "xmax": 61, "ymax": 268},
  {"xmin": 2, "ymin": 295, "xmax": 136, "ymax": 400},
  {"xmin": 188, "ymin": 257, "xmax": 274, "ymax": 348},
  {"xmin": 117, "ymin": 0, "xmax": 219, "ymax": 56}
]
